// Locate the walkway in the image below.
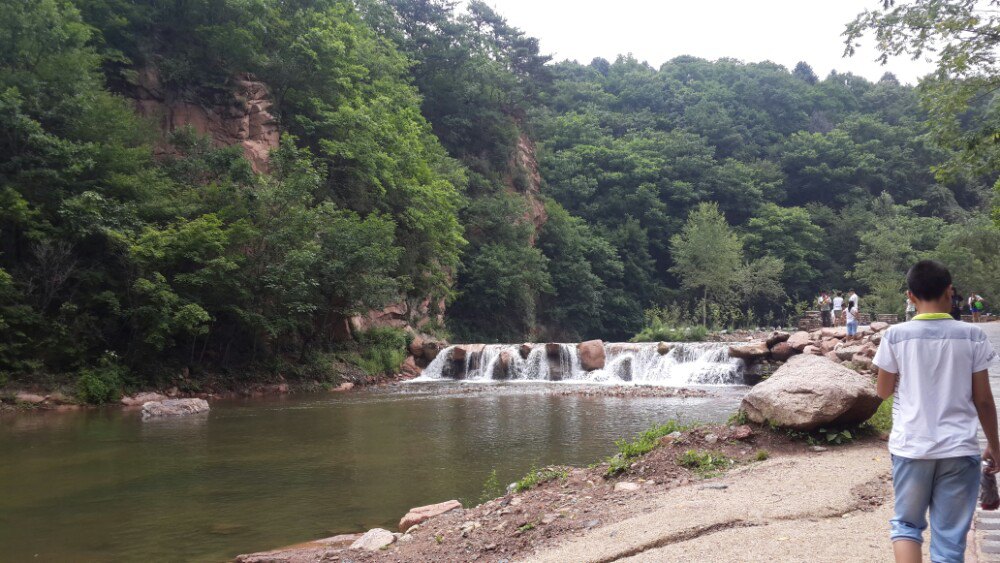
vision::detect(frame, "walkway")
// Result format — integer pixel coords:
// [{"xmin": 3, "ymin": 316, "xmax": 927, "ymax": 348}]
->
[{"xmin": 973, "ymin": 322, "xmax": 1000, "ymax": 561}]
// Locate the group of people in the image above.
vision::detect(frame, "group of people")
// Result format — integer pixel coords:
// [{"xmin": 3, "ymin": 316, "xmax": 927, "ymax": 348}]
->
[
  {"xmin": 953, "ymin": 288, "xmax": 988, "ymax": 322},
  {"xmin": 816, "ymin": 290, "xmax": 862, "ymax": 337}
]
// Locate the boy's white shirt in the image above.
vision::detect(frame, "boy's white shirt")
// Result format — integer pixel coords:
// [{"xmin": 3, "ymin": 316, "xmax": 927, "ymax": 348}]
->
[
  {"xmin": 833, "ymin": 296, "xmax": 844, "ymax": 310},
  {"xmin": 873, "ymin": 319, "xmax": 998, "ymax": 459}
]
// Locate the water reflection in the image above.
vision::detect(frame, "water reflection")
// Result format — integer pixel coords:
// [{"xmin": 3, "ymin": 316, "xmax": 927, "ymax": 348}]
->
[{"xmin": 0, "ymin": 383, "xmax": 745, "ymax": 561}]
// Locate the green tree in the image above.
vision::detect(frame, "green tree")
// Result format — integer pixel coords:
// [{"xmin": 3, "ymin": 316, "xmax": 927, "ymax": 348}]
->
[{"xmin": 670, "ymin": 203, "xmax": 744, "ymax": 326}]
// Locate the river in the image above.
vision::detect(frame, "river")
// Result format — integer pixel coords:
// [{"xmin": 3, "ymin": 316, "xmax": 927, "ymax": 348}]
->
[{"xmin": 0, "ymin": 382, "xmax": 746, "ymax": 561}]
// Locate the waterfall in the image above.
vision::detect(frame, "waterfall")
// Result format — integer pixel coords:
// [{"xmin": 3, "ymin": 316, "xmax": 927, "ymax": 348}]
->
[{"xmin": 413, "ymin": 342, "xmax": 743, "ymax": 386}]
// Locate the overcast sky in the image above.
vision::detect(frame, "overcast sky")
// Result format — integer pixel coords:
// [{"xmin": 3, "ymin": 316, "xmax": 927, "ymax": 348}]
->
[{"xmin": 475, "ymin": 0, "xmax": 936, "ymax": 84}]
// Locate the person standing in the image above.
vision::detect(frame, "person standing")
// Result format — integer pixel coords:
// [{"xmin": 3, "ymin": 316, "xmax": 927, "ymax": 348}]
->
[
  {"xmin": 819, "ymin": 292, "xmax": 832, "ymax": 327},
  {"xmin": 905, "ymin": 294, "xmax": 916, "ymax": 322},
  {"xmin": 970, "ymin": 293, "xmax": 985, "ymax": 323},
  {"xmin": 873, "ymin": 260, "xmax": 999, "ymax": 563},
  {"xmin": 845, "ymin": 299, "xmax": 859, "ymax": 340},
  {"xmin": 832, "ymin": 291, "xmax": 845, "ymax": 327},
  {"xmin": 849, "ymin": 289, "xmax": 860, "ymax": 314}
]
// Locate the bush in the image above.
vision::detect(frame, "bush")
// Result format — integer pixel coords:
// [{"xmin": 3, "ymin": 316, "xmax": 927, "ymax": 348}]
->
[
  {"xmin": 631, "ymin": 308, "xmax": 708, "ymax": 342},
  {"xmin": 479, "ymin": 469, "xmax": 504, "ymax": 503},
  {"xmin": 515, "ymin": 465, "xmax": 567, "ymax": 492},
  {"xmin": 354, "ymin": 327, "xmax": 409, "ymax": 375},
  {"xmin": 866, "ymin": 397, "xmax": 893, "ymax": 434},
  {"xmin": 678, "ymin": 450, "xmax": 732, "ymax": 477},
  {"xmin": 76, "ymin": 357, "xmax": 125, "ymax": 404},
  {"xmin": 606, "ymin": 421, "xmax": 686, "ymax": 475}
]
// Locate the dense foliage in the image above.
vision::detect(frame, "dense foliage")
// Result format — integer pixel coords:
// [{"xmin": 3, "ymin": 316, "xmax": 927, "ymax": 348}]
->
[{"xmin": 0, "ymin": 0, "xmax": 997, "ymax": 395}]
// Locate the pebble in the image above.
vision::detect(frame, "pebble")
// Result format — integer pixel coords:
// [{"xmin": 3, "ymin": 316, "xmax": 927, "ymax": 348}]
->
[
  {"xmin": 811, "ymin": 446, "xmax": 829, "ymax": 452},
  {"xmin": 614, "ymin": 481, "xmax": 641, "ymax": 492},
  {"xmin": 704, "ymin": 433, "xmax": 719, "ymax": 445}
]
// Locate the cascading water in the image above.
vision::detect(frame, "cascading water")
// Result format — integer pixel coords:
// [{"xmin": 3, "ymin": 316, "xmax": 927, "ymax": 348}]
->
[{"xmin": 414, "ymin": 342, "xmax": 743, "ymax": 386}]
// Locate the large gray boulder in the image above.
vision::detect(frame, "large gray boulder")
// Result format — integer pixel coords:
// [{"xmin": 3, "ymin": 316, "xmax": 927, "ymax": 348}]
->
[
  {"xmin": 350, "ymin": 528, "xmax": 396, "ymax": 551},
  {"xmin": 141, "ymin": 398, "xmax": 210, "ymax": 420},
  {"xmin": 740, "ymin": 355, "xmax": 880, "ymax": 431}
]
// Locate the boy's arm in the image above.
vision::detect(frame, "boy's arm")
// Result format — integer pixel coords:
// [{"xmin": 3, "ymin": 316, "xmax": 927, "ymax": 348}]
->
[
  {"xmin": 876, "ymin": 368, "xmax": 896, "ymax": 400},
  {"xmin": 972, "ymin": 369, "xmax": 1000, "ymax": 472}
]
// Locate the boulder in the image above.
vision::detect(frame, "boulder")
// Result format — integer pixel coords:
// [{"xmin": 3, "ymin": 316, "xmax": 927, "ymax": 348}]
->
[
  {"xmin": 350, "ymin": 528, "xmax": 396, "ymax": 551},
  {"xmin": 787, "ymin": 331, "xmax": 812, "ymax": 352},
  {"xmin": 728, "ymin": 342, "xmax": 770, "ymax": 362},
  {"xmin": 15, "ymin": 392, "xmax": 47, "ymax": 405},
  {"xmin": 766, "ymin": 331, "xmax": 791, "ymax": 348},
  {"xmin": 545, "ymin": 343, "xmax": 562, "ymax": 358},
  {"xmin": 141, "ymin": 398, "xmax": 210, "ymax": 420},
  {"xmin": 451, "ymin": 344, "xmax": 484, "ymax": 364},
  {"xmin": 236, "ymin": 534, "xmax": 363, "ymax": 562},
  {"xmin": 333, "ymin": 382, "xmax": 354, "ymax": 393},
  {"xmin": 657, "ymin": 342, "xmax": 673, "ymax": 355},
  {"xmin": 740, "ymin": 355, "xmax": 881, "ymax": 431},
  {"xmin": 869, "ymin": 333, "xmax": 883, "ymax": 346},
  {"xmin": 835, "ymin": 345, "xmax": 863, "ymax": 362},
  {"xmin": 400, "ymin": 356, "xmax": 421, "ymax": 378},
  {"xmin": 802, "ymin": 345, "xmax": 820, "ymax": 356},
  {"xmin": 731, "ymin": 425, "xmax": 754, "ymax": 440},
  {"xmin": 820, "ymin": 327, "xmax": 848, "ymax": 339},
  {"xmin": 851, "ymin": 353, "xmax": 873, "ymax": 370},
  {"xmin": 422, "ymin": 341, "xmax": 446, "ymax": 361},
  {"xmin": 578, "ymin": 340, "xmax": 606, "ymax": 371},
  {"xmin": 819, "ymin": 338, "xmax": 840, "ymax": 354},
  {"xmin": 122, "ymin": 392, "xmax": 169, "ymax": 406},
  {"xmin": 870, "ymin": 321, "xmax": 890, "ymax": 333},
  {"xmin": 824, "ymin": 351, "xmax": 841, "ymax": 363},
  {"xmin": 493, "ymin": 351, "xmax": 513, "ymax": 379},
  {"xmin": 769, "ymin": 342, "xmax": 797, "ymax": 362},
  {"xmin": 519, "ymin": 343, "xmax": 533, "ymax": 359},
  {"xmin": 408, "ymin": 336, "xmax": 425, "ymax": 358},
  {"xmin": 861, "ymin": 343, "xmax": 878, "ymax": 359},
  {"xmin": 399, "ymin": 500, "xmax": 462, "ymax": 532}
]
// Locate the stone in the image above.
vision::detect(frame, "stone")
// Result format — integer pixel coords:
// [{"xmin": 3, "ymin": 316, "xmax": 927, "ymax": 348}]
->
[
  {"xmin": 851, "ymin": 353, "xmax": 873, "ymax": 370},
  {"xmin": 787, "ymin": 331, "xmax": 812, "ymax": 352},
  {"xmin": 657, "ymin": 342, "xmax": 673, "ymax": 355},
  {"xmin": 870, "ymin": 321, "xmax": 890, "ymax": 333},
  {"xmin": 704, "ymin": 433, "xmax": 719, "ymax": 445},
  {"xmin": 802, "ymin": 345, "xmax": 820, "ymax": 356},
  {"xmin": 835, "ymin": 345, "xmax": 863, "ymax": 362},
  {"xmin": 333, "ymin": 382, "xmax": 354, "ymax": 393},
  {"xmin": 45, "ymin": 391, "xmax": 75, "ymax": 405},
  {"xmin": 766, "ymin": 331, "xmax": 791, "ymax": 348},
  {"xmin": 731, "ymin": 425, "xmax": 753, "ymax": 440},
  {"xmin": 824, "ymin": 351, "xmax": 841, "ymax": 363},
  {"xmin": 399, "ymin": 499, "xmax": 462, "ymax": 532},
  {"xmin": 869, "ymin": 333, "xmax": 883, "ymax": 346},
  {"xmin": 545, "ymin": 342, "xmax": 562, "ymax": 358},
  {"xmin": 861, "ymin": 344, "xmax": 877, "ymax": 359},
  {"xmin": 14, "ymin": 392, "xmax": 47, "ymax": 404},
  {"xmin": 400, "ymin": 356, "xmax": 421, "ymax": 378},
  {"xmin": 349, "ymin": 528, "xmax": 395, "ymax": 551},
  {"xmin": 408, "ymin": 336, "xmax": 425, "ymax": 358},
  {"xmin": 769, "ymin": 342, "xmax": 797, "ymax": 362},
  {"xmin": 728, "ymin": 342, "xmax": 770, "ymax": 362},
  {"xmin": 740, "ymin": 355, "xmax": 881, "ymax": 431},
  {"xmin": 614, "ymin": 482, "xmax": 641, "ymax": 492},
  {"xmin": 821, "ymin": 327, "xmax": 848, "ymax": 339},
  {"xmin": 121, "ymin": 392, "xmax": 168, "ymax": 406},
  {"xmin": 494, "ymin": 351, "xmax": 514, "ymax": 379},
  {"xmin": 578, "ymin": 340, "xmax": 606, "ymax": 371},
  {"xmin": 141, "ymin": 398, "xmax": 210, "ymax": 420},
  {"xmin": 519, "ymin": 343, "xmax": 533, "ymax": 359},
  {"xmin": 422, "ymin": 341, "xmax": 446, "ymax": 361},
  {"xmin": 819, "ymin": 338, "xmax": 840, "ymax": 354}
]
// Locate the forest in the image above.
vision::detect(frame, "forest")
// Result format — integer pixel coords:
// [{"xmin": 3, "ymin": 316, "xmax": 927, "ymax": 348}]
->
[{"xmin": 0, "ymin": 0, "xmax": 997, "ymax": 397}]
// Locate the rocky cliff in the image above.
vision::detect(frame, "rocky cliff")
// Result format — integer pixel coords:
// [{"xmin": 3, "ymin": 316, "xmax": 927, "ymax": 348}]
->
[{"xmin": 506, "ymin": 132, "xmax": 548, "ymax": 243}]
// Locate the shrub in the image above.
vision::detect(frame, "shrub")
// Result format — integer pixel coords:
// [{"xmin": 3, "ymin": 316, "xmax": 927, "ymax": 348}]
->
[
  {"xmin": 76, "ymin": 356, "xmax": 125, "ymax": 404},
  {"xmin": 678, "ymin": 450, "xmax": 732, "ymax": 477},
  {"xmin": 354, "ymin": 327, "xmax": 409, "ymax": 375},
  {"xmin": 865, "ymin": 397, "xmax": 893, "ymax": 434},
  {"xmin": 606, "ymin": 421, "xmax": 686, "ymax": 475},
  {"xmin": 754, "ymin": 449, "xmax": 770, "ymax": 461},
  {"xmin": 515, "ymin": 465, "xmax": 567, "ymax": 492},
  {"xmin": 479, "ymin": 469, "xmax": 504, "ymax": 503}
]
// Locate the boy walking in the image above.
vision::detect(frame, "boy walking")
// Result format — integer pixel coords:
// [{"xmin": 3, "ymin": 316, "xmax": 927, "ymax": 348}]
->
[{"xmin": 874, "ymin": 260, "xmax": 999, "ymax": 562}]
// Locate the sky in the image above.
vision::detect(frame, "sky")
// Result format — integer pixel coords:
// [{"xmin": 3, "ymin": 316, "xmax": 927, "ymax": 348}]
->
[{"xmin": 474, "ymin": 0, "xmax": 937, "ymax": 84}]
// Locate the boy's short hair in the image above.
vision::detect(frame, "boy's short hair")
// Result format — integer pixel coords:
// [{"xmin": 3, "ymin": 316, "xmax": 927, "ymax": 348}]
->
[{"xmin": 907, "ymin": 260, "xmax": 952, "ymax": 301}]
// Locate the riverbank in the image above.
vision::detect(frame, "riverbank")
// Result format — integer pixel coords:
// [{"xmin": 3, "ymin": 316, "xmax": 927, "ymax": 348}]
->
[{"xmin": 235, "ymin": 424, "xmax": 893, "ymax": 562}]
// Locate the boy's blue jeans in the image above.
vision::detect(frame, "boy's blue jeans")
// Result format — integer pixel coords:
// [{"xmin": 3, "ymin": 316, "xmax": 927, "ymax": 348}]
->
[{"xmin": 891, "ymin": 454, "xmax": 981, "ymax": 562}]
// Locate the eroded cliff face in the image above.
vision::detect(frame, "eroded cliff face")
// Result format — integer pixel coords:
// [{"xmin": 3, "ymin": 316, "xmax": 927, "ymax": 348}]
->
[
  {"xmin": 131, "ymin": 68, "xmax": 280, "ymax": 173},
  {"xmin": 507, "ymin": 132, "xmax": 548, "ymax": 243}
]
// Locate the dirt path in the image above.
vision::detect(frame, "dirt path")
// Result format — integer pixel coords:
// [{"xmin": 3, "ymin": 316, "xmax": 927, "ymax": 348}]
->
[{"xmin": 524, "ymin": 443, "xmax": 899, "ymax": 563}]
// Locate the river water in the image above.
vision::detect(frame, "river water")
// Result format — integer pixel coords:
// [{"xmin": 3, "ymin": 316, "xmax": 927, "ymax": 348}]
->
[{"xmin": 0, "ymin": 382, "xmax": 746, "ymax": 561}]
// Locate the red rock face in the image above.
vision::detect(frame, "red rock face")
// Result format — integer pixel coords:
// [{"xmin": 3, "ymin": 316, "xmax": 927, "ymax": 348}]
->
[
  {"xmin": 505, "ymin": 132, "xmax": 547, "ymax": 244},
  {"xmin": 131, "ymin": 68, "xmax": 280, "ymax": 173}
]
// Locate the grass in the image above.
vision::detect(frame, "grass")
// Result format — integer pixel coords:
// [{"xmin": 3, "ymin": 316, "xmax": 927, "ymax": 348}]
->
[
  {"xmin": 515, "ymin": 465, "xmax": 568, "ymax": 492},
  {"xmin": 865, "ymin": 396, "xmax": 893, "ymax": 434},
  {"xmin": 631, "ymin": 324, "xmax": 709, "ymax": 343},
  {"xmin": 606, "ymin": 421, "xmax": 687, "ymax": 476},
  {"xmin": 678, "ymin": 450, "xmax": 733, "ymax": 478},
  {"xmin": 754, "ymin": 449, "xmax": 770, "ymax": 461},
  {"xmin": 727, "ymin": 410, "xmax": 750, "ymax": 425}
]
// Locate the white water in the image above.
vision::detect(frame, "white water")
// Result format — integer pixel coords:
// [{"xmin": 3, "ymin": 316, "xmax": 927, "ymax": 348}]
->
[{"xmin": 414, "ymin": 342, "xmax": 744, "ymax": 386}]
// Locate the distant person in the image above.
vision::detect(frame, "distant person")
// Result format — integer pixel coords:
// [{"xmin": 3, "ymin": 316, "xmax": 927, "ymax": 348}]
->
[
  {"xmin": 970, "ymin": 293, "xmax": 985, "ymax": 323},
  {"xmin": 818, "ymin": 292, "xmax": 832, "ymax": 327},
  {"xmin": 845, "ymin": 299, "xmax": 859, "ymax": 339},
  {"xmin": 832, "ymin": 291, "xmax": 845, "ymax": 327},
  {"xmin": 951, "ymin": 287, "xmax": 963, "ymax": 321},
  {"xmin": 905, "ymin": 294, "xmax": 916, "ymax": 322},
  {"xmin": 873, "ymin": 260, "xmax": 999, "ymax": 563},
  {"xmin": 849, "ymin": 289, "xmax": 860, "ymax": 314}
]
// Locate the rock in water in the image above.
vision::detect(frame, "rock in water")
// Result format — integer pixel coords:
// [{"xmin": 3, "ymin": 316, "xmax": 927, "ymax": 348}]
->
[
  {"xmin": 121, "ymin": 392, "xmax": 168, "ymax": 406},
  {"xmin": 349, "ymin": 528, "xmax": 396, "ymax": 551},
  {"xmin": 728, "ymin": 342, "xmax": 769, "ymax": 362},
  {"xmin": 399, "ymin": 500, "xmax": 462, "ymax": 532},
  {"xmin": 141, "ymin": 398, "xmax": 210, "ymax": 420},
  {"xmin": 739, "ymin": 355, "xmax": 880, "ymax": 431},
  {"xmin": 657, "ymin": 342, "xmax": 673, "ymax": 355},
  {"xmin": 578, "ymin": 339, "xmax": 606, "ymax": 371}
]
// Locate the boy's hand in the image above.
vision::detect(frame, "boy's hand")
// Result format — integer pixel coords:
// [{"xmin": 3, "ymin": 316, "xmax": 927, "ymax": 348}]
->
[{"xmin": 985, "ymin": 446, "xmax": 999, "ymax": 474}]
